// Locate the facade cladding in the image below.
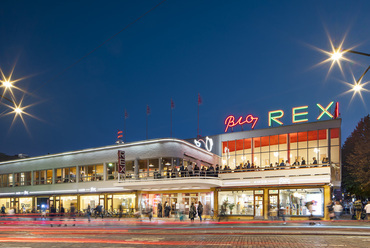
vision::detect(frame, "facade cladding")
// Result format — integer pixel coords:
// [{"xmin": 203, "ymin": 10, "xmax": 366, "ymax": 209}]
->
[{"xmin": 0, "ymin": 119, "xmax": 341, "ymax": 220}]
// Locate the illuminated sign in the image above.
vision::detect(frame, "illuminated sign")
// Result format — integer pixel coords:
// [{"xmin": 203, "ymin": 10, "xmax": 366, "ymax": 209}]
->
[
  {"xmin": 225, "ymin": 101, "xmax": 338, "ymax": 132},
  {"xmin": 194, "ymin": 136, "xmax": 213, "ymax": 152},
  {"xmin": 224, "ymin": 115, "xmax": 259, "ymax": 132},
  {"xmin": 268, "ymin": 101, "xmax": 337, "ymax": 127}
]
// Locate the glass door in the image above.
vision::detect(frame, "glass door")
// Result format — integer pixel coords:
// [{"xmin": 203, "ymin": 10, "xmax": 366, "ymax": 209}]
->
[{"xmin": 254, "ymin": 195, "xmax": 263, "ymax": 217}]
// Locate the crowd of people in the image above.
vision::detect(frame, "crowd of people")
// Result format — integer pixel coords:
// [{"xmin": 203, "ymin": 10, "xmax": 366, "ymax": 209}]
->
[
  {"xmin": 326, "ymin": 199, "xmax": 370, "ymax": 220},
  {"xmin": 160, "ymin": 157, "xmax": 332, "ymax": 179}
]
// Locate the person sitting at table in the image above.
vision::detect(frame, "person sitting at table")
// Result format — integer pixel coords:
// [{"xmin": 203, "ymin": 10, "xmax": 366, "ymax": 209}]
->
[{"xmin": 285, "ymin": 160, "xmax": 291, "ymax": 169}]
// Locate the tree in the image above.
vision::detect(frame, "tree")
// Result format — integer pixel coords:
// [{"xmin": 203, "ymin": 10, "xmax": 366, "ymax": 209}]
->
[{"xmin": 342, "ymin": 115, "xmax": 370, "ymax": 198}]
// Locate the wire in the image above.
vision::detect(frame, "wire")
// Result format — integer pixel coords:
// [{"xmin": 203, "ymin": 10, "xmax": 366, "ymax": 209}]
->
[{"xmin": 36, "ymin": 0, "xmax": 168, "ymax": 90}]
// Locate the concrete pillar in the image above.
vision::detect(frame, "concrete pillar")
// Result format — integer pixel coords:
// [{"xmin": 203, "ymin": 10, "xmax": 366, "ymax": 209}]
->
[
  {"xmin": 323, "ymin": 185, "xmax": 331, "ymax": 220},
  {"xmin": 263, "ymin": 189, "xmax": 269, "ymax": 220}
]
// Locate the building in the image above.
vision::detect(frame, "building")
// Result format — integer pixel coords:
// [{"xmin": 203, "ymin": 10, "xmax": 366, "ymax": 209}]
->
[{"xmin": 0, "ymin": 118, "xmax": 341, "ymax": 220}]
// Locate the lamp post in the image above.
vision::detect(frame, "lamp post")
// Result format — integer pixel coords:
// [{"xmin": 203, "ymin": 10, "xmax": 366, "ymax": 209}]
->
[{"xmin": 330, "ymin": 48, "xmax": 370, "ymax": 93}]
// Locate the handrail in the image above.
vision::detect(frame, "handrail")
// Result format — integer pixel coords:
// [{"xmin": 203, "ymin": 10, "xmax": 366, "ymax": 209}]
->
[{"xmin": 118, "ymin": 163, "xmax": 337, "ymax": 181}]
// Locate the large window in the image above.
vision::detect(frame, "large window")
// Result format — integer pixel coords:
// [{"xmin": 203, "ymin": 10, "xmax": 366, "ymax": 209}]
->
[
  {"xmin": 218, "ymin": 191, "xmax": 254, "ymax": 215},
  {"xmin": 55, "ymin": 167, "xmax": 76, "ymax": 183},
  {"xmin": 279, "ymin": 188, "xmax": 324, "ymax": 216},
  {"xmin": 221, "ymin": 128, "xmax": 336, "ymax": 170},
  {"xmin": 0, "ymin": 174, "xmax": 11, "ymax": 187},
  {"xmin": 14, "ymin": 172, "xmax": 31, "ymax": 186},
  {"xmin": 79, "ymin": 164, "xmax": 104, "ymax": 182},
  {"xmin": 33, "ymin": 170, "xmax": 52, "ymax": 185}
]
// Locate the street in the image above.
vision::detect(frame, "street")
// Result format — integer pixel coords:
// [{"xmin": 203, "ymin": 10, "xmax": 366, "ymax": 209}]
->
[{"xmin": 0, "ymin": 216, "xmax": 369, "ymax": 247}]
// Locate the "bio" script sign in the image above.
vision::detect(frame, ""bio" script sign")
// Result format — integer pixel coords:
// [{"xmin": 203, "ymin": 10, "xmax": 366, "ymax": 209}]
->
[{"xmin": 224, "ymin": 115, "xmax": 259, "ymax": 132}]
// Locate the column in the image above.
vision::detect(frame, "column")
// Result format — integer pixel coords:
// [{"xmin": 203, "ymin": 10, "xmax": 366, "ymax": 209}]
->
[{"xmin": 134, "ymin": 159, "xmax": 139, "ymax": 180}]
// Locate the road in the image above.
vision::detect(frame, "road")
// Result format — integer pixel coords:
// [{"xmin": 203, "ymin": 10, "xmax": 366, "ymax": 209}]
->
[{"xmin": 0, "ymin": 216, "xmax": 369, "ymax": 247}]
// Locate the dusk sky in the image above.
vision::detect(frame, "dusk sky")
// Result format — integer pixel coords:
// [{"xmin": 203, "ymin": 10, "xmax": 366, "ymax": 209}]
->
[{"xmin": 0, "ymin": 0, "xmax": 369, "ymax": 157}]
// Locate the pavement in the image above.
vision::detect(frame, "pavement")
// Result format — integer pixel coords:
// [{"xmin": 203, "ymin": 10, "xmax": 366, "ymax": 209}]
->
[{"xmin": 0, "ymin": 214, "xmax": 369, "ymax": 247}]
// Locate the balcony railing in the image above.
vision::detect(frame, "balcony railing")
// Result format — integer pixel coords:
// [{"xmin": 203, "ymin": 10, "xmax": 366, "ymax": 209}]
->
[{"xmin": 118, "ymin": 163, "xmax": 339, "ymax": 182}]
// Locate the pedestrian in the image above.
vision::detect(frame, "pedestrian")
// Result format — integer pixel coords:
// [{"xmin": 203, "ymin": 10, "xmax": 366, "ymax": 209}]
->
[
  {"xmin": 69, "ymin": 203, "xmax": 76, "ymax": 226},
  {"xmin": 189, "ymin": 202, "xmax": 196, "ymax": 222},
  {"xmin": 118, "ymin": 204, "xmax": 123, "ymax": 221},
  {"xmin": 333, "ymin": 201, "xmax": 343, "ymax": 220},
  {"xmin": 148, "ymin": 205, "xmax": 153, "ymax": 221},
  {"xmin": 165, "ymin": 202, "xmax": 172, "ymax": 218},
  {"xmin": 197, "ymin": 201, "xmax": 203, "ymax": 222},
  {"xmin": 326, "ymin": 201, "xmax": 334, "ymax": 220},
  {"xmin": 1, "ymin": 204, "xmax": 6, "ymax": 216},
  {"xmin": 354, "ymin": 199, "xmax": 363, "ymax": 220},
  {"xmin": 364, "ymin": 201, "xmax": 370, "ymax": 221},
  {"xmin": 87, "ymin": 204, "xmax": 91, "ymax": 222},
  {"xmin": 157, "ymin": 202, "xmax": 162, "ymax": 218},
  {"xmin": 95, "ymin": 204, "xmax": 102, "ymax": 219},
  {"xmin": 278, "ymin": 207, "xmax": 286, "ymax": 224},
  {"xmin": 50, "ymin": 204, "xmax": 56, "ymax": 226}
]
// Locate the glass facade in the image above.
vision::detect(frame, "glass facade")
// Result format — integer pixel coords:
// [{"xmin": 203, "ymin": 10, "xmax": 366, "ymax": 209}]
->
[
  {"xmin": 141, "ymin": 192, "xmax": 213, "ymax": 217},
  {"xmin": 222, "ymin": 128, "xmax": 340, "ymax": 169},
  {"xmin": 218, "ymin": 188, "xmax": 324, "ymax": 217}
]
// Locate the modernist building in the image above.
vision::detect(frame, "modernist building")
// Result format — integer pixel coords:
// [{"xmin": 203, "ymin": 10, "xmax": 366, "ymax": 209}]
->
[{"xmin": 0, "ymin": 118, "xmax": 341, "ymax": 220}]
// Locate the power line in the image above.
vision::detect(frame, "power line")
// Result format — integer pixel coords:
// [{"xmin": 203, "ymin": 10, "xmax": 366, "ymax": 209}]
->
[{"xmin": 36, "ymin": 0, "xmax": 168, "ymax": 91}]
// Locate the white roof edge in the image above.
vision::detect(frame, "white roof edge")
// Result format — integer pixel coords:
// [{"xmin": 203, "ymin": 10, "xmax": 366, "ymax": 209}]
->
[{"xmin": 0, "ymin": 138, "xmax": 218, "ymax": 166}]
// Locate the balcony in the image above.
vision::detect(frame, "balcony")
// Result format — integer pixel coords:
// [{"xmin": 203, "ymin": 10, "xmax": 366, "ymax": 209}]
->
[{"xmin": 113, "ymin": 163, "xmax": 339, "ymax": 191}]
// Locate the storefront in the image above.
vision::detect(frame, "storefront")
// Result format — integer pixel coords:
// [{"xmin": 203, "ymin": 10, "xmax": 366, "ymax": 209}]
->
[
  {"xmin": 140, "ymin": 190, "xmax": 214, "ymax": 217},
  {"xmin": 218, "ymin": 186, "xmax": 327, "ymax": 219}
]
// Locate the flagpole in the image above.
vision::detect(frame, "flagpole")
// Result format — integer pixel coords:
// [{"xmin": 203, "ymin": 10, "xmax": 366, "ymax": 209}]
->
[
  {"xmin": 146, "ymin": 113, "xmax": 148, "ymax": 140},
  {"xmin": 197, "ymin": 102, "xmax": 199, "ymax": 138},
  {"xmin": 124, "ymin": 113, "xmax": 126, "ymax": 143},
  {"xmin": 170, "ymin": 104, "xmax": 172, "ymax": 137}
]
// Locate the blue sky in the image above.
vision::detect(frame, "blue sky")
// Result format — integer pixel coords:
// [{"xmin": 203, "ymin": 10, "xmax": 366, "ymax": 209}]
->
[{"xmin": 0, "ymin": 0, "xmax": 369, "ymax": 156}]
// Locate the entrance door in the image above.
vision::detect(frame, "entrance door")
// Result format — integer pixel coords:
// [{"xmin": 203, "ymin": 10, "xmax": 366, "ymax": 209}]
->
[
  {"xmin": 268, "ymin": 194, "xmax": 278, "ymax": 219},
  {"xmin": 254, "ymin": 195, "xmax": 263, "ymax": 217}
]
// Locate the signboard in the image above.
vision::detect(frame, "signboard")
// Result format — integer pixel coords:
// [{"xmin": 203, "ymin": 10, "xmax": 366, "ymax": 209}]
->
[
  {"xmin": 118, "ymin": 150, "xmax": 126, "ymax": 174},
  {"xmin": 224, "ymin": 101, "xmax": 339, "ymax": 132}
]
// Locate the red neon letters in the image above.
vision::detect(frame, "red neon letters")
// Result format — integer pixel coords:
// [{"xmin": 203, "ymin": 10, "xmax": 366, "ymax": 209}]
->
[{"xmin": 224, "ymin": 115, "xmax": 259, "ymax": 132}]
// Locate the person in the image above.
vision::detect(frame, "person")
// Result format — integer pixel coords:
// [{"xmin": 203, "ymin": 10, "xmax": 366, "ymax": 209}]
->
[
  {"xmin": 1, "ymin": 204, "xmax": 6, "ymax": 215},
  {"xmin": 279, "ymin": 160, "xmax": 285, "ymax": 169},
  {"xmin": 292, "ymin": 159, "xmax": 300, "ymax": 168},
  {"xmin": 193, "ymin": 164, "xmax": 200, "ymax": 176},
  {"xmin": 179, "ymin": 201, "xmax": 185, "ymax": 221},
  {"xmin": 87, "ymin": 204, "xmax": 91, "ymax": 222},
  {"xmin": 157, "ymin": 202, "xmax": 162, "ymax": 218},
  {"xmin": 95, "ymin": 204, "xmax": 103, "ymax": 219},
  {"xmin": 189, "ymin": 202, "xmax": 196, "ymax": 222},
  {"xmin": 208, "ymin": 165, "xmax": 215, "ymax": 177},
  {"xmin": 187, "ymin": 162, "xmax": 193, "ymax": 177},
  {"xmin": 164, "ymin": 201, "xmax": 171, "ymax": 218},
  {"xmin": 246, "ymin": 160, "xmax": 251, "ymax": 169},
  {"xmin": 305, "ymin": 200, "xmax": 314, "ymax": 218},
  {"xmin": 60, "ymin": 204, "xmax": 65, "ymax": 217},
  {"xmin": 278, "ymin": 207, "xmax": 286, "ymax": 224},
  {"xmin": 312, "ymin": 157, "xmax": 318, "ymax": 166},
  {"xmin": 215, "ymin": 164, "xmax": 220, "ymax": 176},
  {"xmin": 69, "ymin": 203, "xmax": 76, "ymax": 226},
  {"xmin": 326, "ymin": 201, "xmax": 334, "ymax": 220},
  {"xmin": 364, "ymin": 201, "xmax": 370, "ymax": 220},
  {"xmin": 50, "ymin": 204, "xmax": 56, "ymax": 226},
  {"xmin": 354, "ymin": 199, "xmax": 363, "ymax": 220},
  {"xmin": 333, "ymin": 201, "xmax": 343, "ymax": 220},
  {"xmin": 285, "ymin": 160, "xmax": 290, "ymax": 169},
  {"xmin": 180, "ymin": 163, "xmax": 185, "ymax": 177},
  {"xmin": 301, "ymin": 158, "xmax": 306, "ymax": 167},
  {"xmin": 147, "ymin": 205, "xmax": 153, "ymax": 221},
  {"xmin": 197, "ymin": 201, "xmax": 203, "ymax": 222}
]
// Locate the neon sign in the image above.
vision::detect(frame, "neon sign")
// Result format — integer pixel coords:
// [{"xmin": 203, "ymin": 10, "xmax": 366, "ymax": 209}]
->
[
  {"xmin": 224, "ymin": 101, "xmax": 339, "ymax": 132},
  {"xmin": 268, "ymin": 101, "xmax": 337, "ymax": 127},
  {"xmin": 224, "ymin": 115, "xmax": 259, "ymax": 132},
  {"xmin": 194, "ymin": 136, "xmax": 214, "ymax": 152}
]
